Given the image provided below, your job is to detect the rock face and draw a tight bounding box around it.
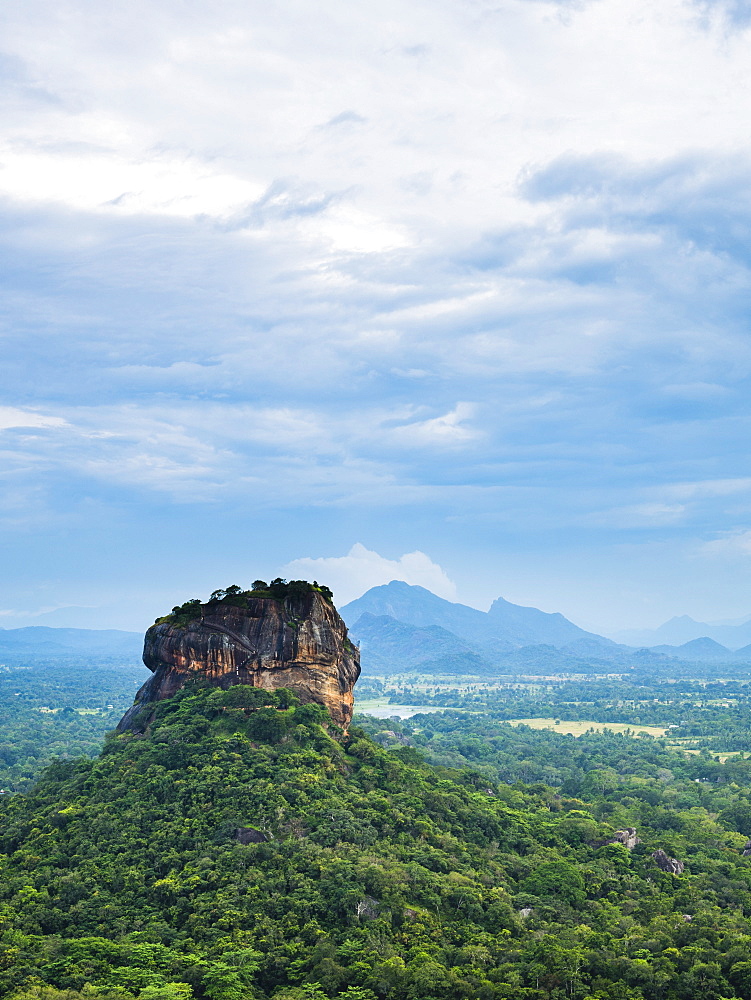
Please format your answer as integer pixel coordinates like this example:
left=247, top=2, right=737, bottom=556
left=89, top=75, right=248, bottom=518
left=609, top=828, right=640, bottom=850
left=236, top=827, right=268, bottom=845
left=652, top=849, right=685, bottom=874
left=117, top=589, right=360, bottom=732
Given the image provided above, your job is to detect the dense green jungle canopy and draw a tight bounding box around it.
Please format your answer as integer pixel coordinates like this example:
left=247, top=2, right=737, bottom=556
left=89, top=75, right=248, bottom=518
left=0, top=660, right=146, bottom=791
left=354, top=708, right=751, bottom=791
left=5, top=684, right=751, bottom=1000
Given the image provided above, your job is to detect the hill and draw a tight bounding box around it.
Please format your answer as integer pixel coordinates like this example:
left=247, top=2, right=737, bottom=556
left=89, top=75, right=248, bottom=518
left=650, top=637, right=736, bottom=662
left=4, top=682, right=751, bottom=999
left=343, top=583, right=751, bottom=676
left=341, top=581, right=619, bottom=669
left=347, top=613, right=495, bottom=673
left=485, top=596, right=615, bottom=649
left=341, top=581, right=604, bottom=650
left=341, top=582, right=497, bottom=645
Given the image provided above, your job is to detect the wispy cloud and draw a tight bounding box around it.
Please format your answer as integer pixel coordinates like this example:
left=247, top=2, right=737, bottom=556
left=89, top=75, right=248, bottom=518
left=0, top=406, right=66, bottom=430
left=702, top=529, right=751, bottom=557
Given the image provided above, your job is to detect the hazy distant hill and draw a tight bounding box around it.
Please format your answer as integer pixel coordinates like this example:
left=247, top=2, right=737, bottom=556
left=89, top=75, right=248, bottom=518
left=348, top=612, right=489, bottom=672
left=341, top=581, right=494, bottom=643
left=613, top=613, right=751, bottom=650
left=486, top=595, right=617, bottom=648
left=650, top=637, right=735, bottom=662
left=0, top=626, right=142, bottom=658
left=340, top=581, right=751, bottom=676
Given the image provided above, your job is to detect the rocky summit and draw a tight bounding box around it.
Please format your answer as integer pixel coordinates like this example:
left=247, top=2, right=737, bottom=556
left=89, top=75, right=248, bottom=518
left=117, top=580, right=360, bottom=731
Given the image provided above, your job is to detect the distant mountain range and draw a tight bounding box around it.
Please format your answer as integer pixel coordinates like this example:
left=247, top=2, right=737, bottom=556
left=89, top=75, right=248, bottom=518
left=0, top=626, right=143, bottom=658
left=341, top=581, right=631, bottom=675
left=341, top=581, right=751, bottom=674
left=613, top=614, right=751, bottom=650
left=650, top=636, right=751, bottom=662
left=341, top=581, right=611, bottom=649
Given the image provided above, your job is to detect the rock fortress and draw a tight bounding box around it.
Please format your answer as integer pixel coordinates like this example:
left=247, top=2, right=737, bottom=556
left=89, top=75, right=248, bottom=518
left=117, top=580, right=361, bottom=732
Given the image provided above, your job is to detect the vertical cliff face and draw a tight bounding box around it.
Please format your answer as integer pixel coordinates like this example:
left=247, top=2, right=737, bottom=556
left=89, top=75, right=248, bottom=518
left=117, top=589, right=360, bottom=732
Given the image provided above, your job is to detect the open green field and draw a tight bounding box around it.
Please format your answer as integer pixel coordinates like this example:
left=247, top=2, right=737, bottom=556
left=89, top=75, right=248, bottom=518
left=507, top=717, right=667, bottom=738
left=666, top=745, right=746, bottom=763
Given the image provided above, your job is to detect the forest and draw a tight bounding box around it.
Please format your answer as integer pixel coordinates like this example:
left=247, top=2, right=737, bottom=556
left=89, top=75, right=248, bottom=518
left=0, top=658, right=146, bottom=791
left=359, top=673, right=751, bottom=750
left=6, top=660, right=751, bottom=997
left=4, top=679, right=751, bottom=999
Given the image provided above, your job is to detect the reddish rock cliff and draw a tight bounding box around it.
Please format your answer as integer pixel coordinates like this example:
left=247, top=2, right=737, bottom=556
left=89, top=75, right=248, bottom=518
left=117, top=589, right=360, bottom=732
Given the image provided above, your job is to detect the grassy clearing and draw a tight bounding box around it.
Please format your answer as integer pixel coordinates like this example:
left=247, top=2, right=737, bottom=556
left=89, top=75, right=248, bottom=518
left=667, top=746, right=746, bottom=762
left=507, top=717, right=667, bottom=738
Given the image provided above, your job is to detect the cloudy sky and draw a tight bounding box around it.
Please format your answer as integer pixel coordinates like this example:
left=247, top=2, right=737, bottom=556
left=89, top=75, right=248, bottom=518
left=3, top=0, right=751, bottom=634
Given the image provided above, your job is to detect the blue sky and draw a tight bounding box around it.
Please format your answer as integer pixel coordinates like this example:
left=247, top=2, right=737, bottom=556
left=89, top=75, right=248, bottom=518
left=3, top=0, right=751, bottom=634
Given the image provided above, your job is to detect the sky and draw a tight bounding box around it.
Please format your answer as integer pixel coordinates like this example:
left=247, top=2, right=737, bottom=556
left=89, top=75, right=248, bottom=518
left=3, top=0, right=751, bottom=635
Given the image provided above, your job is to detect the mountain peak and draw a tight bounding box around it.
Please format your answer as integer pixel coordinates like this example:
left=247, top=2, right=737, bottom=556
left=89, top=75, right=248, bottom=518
left=342, top=581, right=601, bottom=658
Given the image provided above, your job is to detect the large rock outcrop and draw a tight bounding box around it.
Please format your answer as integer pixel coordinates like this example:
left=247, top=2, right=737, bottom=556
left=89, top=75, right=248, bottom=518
left=117, top=588, right=360, bottom=732
left=652, top=849, right=685, bottom=874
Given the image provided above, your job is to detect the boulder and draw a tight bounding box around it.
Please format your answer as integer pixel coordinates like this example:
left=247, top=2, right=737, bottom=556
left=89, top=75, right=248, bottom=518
left=355, top=896, right=381, bottom=920
left=609, top=828, right=640, bottom=850
left=652, top=849, right=684, bottom=874
left=236, top=827, right=268, bottom=845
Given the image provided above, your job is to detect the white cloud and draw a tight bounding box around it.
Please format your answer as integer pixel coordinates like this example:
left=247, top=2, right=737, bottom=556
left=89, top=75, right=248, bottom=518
left=0, top=145, right=264, bottom=218
left=388, top=403, right=478, bottom=447
left=281, top=542, right=457, bottom=604
left=0, top=406, right=66, bottom=431
left=591, top=502, right=687, bottom=528
left=702, top=529, right=751, bottom=557
left=6, top=0, right=751, bottom=247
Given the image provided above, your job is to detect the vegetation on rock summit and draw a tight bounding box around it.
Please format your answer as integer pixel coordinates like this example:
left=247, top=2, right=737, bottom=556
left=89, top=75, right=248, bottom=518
left=156, top=581, right=335, bottom=628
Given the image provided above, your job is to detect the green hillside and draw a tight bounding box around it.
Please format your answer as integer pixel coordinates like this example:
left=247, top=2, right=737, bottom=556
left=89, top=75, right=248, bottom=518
left=4, top=685, right=751, bottom=1000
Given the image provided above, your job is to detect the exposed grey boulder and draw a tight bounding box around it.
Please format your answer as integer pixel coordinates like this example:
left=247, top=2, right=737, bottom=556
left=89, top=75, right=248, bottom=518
left=652, top=849, right=684, bottom=874
left=236, top=826, right=268, bottom=845
left=609, top=827, right=640, bottom=850
left=356, top=896, right=380, bottom=920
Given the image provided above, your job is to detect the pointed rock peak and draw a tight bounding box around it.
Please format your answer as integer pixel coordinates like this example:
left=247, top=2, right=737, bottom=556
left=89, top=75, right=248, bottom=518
left=488, top=595, right=562, bottom=618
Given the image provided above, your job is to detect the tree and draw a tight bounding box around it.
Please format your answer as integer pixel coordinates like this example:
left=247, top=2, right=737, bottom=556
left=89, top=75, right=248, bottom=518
left=521, top=860, right=586, bottom=905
